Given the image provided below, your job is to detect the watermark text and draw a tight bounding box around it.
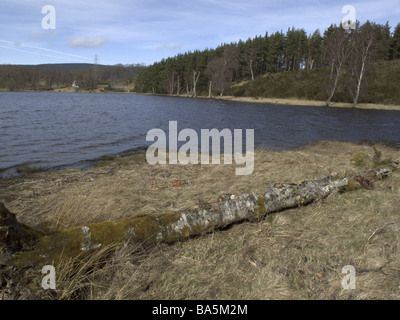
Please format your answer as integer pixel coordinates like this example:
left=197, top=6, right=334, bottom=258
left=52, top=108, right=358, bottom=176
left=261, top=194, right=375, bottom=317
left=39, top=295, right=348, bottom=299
left=146, top=121, right=254, bottom=176
left=42, top=5, right=56, bottom=30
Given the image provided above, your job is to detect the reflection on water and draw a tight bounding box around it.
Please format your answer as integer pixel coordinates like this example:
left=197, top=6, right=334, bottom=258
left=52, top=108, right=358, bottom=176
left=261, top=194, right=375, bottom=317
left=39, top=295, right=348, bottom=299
left=1, top=92, right=400, bottom=177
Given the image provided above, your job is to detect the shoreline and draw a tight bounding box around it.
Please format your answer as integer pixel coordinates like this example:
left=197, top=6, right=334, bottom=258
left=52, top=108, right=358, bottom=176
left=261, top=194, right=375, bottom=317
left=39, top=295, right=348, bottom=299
left=2, top=140, right=400, bottom=181
left=113, top=91, right=400, bottom=111
left=220, top=96, right=400, bottom=111
left=2, top=89, right=400, bottom=111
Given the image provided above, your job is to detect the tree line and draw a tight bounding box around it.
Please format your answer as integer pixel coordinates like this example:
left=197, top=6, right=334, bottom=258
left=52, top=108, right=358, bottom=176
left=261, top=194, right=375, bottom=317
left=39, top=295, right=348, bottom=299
left=0, top=63, right=146, bottom=92
left=135, top=21, right=400, bottom=107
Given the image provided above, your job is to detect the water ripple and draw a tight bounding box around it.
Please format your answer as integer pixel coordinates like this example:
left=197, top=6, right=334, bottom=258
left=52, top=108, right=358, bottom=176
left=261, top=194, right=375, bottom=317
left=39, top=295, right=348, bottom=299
left=1, top=92, right=400, bottom=177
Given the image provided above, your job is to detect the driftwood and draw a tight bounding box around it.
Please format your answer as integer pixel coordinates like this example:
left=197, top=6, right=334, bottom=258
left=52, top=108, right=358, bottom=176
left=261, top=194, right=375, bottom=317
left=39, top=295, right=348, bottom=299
left=2, top=167, right=395, bottom=267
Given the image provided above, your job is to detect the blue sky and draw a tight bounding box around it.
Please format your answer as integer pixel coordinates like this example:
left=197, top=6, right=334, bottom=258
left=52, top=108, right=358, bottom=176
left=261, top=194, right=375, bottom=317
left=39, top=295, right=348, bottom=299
left=0, top=0, right=399, bottom=66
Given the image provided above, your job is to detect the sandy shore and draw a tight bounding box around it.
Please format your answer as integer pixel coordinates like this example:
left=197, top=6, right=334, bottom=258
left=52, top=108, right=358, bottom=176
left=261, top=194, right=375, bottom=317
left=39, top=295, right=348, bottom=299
left=219, top=96, right=400, bottom=111
left=136, top=93, right=400, bottom=111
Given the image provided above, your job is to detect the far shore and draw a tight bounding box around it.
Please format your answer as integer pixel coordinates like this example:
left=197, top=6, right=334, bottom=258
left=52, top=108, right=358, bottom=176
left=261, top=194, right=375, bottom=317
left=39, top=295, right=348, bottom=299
left=132, top=92, right=400, bottom=111
left=2, top=87, right=400, bottom=111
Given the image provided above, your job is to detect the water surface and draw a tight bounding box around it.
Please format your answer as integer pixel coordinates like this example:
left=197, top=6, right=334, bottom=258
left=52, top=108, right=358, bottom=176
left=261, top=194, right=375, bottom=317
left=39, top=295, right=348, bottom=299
left=1, top=92, right=400, bottom=177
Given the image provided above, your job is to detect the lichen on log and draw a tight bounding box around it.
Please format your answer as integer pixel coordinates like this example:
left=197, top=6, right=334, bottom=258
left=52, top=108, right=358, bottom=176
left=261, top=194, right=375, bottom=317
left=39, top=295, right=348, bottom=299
left=3, top=167, right=395, bottom=267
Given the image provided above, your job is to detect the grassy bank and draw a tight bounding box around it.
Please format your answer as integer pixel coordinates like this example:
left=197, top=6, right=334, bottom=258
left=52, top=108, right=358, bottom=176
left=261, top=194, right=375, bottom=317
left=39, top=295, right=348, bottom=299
left=228, top=60, right=400, bottom=107
left=1, top=141, right=400, bottom=300
left=134, top=92, right=400, bottom=111
left=132, top=91, right=400, bottom=111
left=220, top=96, right=400, bottom=111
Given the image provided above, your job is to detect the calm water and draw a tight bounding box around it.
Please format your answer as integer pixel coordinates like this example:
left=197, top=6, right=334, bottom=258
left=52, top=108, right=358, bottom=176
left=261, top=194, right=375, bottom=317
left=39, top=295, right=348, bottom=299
left=1, top=91, right=400, bottom=177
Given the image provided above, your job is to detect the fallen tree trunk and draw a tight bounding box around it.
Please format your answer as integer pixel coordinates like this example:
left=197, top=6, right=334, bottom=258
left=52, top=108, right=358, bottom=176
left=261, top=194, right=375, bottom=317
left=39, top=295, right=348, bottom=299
left=4, top=167, right=395, bottom=267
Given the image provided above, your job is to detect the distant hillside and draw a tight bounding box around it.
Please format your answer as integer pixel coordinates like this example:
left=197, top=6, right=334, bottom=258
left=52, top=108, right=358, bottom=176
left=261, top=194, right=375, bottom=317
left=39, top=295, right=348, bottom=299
left=0, top=63, right=146, bottom=91
left=20, top=63, right=98, bottom=72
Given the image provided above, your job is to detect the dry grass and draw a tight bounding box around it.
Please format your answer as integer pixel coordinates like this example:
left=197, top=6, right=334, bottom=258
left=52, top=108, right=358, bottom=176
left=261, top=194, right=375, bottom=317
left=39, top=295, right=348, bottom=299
left=1, top=141, right=400, bottom=300
left=221, top=95, right=400, bottom=111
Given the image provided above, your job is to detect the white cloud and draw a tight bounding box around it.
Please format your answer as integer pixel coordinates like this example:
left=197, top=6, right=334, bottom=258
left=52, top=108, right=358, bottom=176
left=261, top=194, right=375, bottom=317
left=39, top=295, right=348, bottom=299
left=156, top=41, right=183, bottom=51
left=68, top=36, right=108, bottom=49
left=27, top=31, right=59, bottom=41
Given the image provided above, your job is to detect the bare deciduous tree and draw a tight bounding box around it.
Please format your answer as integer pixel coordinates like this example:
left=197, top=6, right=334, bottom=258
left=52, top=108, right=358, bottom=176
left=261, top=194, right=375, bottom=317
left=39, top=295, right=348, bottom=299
left=205, top=58, right=222, bottom=98
left=205, top=45, right=239, bottom=98
left=176, top=72, right=181, bottom=96
left=163, top=70, right=176, bottom=95
left=348, top=22, right=382, bottom=107
left=192, top=70, right=201, bottom=97
left=324, top=27, right=353, bottom=106
left=244, top=47, right=258, bottom=81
